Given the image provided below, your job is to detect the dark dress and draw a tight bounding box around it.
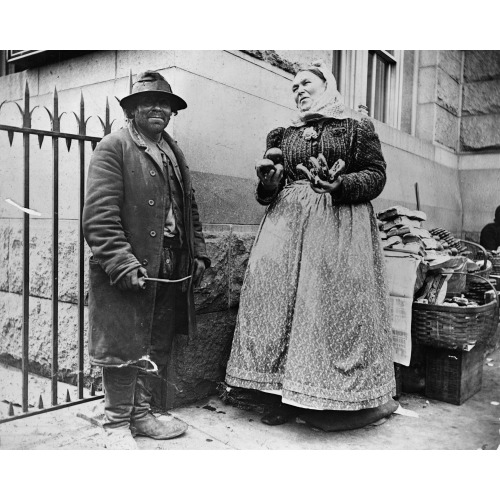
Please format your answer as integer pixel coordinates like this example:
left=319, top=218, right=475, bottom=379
left=225, top=117, right=396, bottom=410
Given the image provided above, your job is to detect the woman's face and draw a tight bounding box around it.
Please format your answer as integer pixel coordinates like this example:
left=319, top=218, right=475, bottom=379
left=292, top=71, right=326, bottom=112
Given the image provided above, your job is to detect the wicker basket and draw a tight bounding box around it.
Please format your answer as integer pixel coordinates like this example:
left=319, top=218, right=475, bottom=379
left=412, top=273, right=499, bottom=351
left=490, top=255, right=500, bottom=274
left=458, top=240, right=492, bottom=284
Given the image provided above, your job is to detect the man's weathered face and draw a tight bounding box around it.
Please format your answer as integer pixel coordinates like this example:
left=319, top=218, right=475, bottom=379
left=133, top=93, right=173, bottom=138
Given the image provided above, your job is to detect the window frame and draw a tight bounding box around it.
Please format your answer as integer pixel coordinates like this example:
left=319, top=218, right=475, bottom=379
left=337, top=50, right=404, bottom=129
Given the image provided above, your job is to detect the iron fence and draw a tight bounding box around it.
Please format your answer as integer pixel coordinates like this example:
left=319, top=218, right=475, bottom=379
left=0, top=77, right=130, bottom=423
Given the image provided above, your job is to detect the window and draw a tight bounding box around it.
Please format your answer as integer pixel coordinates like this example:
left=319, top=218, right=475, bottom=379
left=335, top=50, right=404, bottom=128
left=366, top=50, right=397, bottom=123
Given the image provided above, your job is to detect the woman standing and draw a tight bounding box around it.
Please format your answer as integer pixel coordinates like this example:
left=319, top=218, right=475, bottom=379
left=225, top=60, right=395, bottom=425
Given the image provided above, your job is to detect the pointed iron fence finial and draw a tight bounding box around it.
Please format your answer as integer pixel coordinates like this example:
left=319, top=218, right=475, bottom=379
left=52, top=86, right=60, bottom=133
left=8, top=402, right=14, bottom=416
left=106, top=96, right=110, bottom=127
left=66, top=138, right=72, bottom=152
left=38, top=134, right=44, bottom=149
left=80, top=92, right=85, bottom=134
left=38, top=395, right=44, bottom=409
left=98, top=97, right=115, bottom=137
left=73, top=91, right=90, bottom=135
left=91, top=141, right=97, bottom=151
left=23, top=80, right=31, bottom=128
left=7, top=130, right=14, bottom=146
left=65, top=389, right=71, bottom=403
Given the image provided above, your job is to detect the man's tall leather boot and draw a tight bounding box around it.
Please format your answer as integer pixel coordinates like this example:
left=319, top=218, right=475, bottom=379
left=102, top=366, right=139, bottom=450
left=131, top=370, right=187, bottom=439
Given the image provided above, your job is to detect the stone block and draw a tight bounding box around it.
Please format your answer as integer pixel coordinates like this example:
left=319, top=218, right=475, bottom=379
left=416, top=103, right=436, bottom=143
left=0, top=132, right=25, bottom=220
left=434, top=105, right=458, bottom=150
left=417, top=66, right=437, bottom=104
left=419, top=50, right=439, bottom=67
left=0, top=222, right=11, bottom=292
left=401, top=50, right=415, bottom=135
left=163, top=308, right=238, bottom=409
left=173, top=69, right=294, bottom=182
left=461, top=115, right=500, bottom=151
left=56, top=223, right=91, bottom=304
left=8, top=223, right=23, bottom=294
left=38, top=51, right=118, bottom=95
left=190, top=171, right=266, bottom=225
left=438, top=51, right=462, bottom=82
left=0, top=292, right=23, bottom=359
left=8, top=219, right=89, bottom=304
left=194, top=229, right=230, bottom=313
left=0, top=291, right=91, bottom=383
left=0, top=69, right=39, bottom=102
left=437, top=68, right=460, bottom=115
left=229, top=228, right=257, bottom=308
left=464, top=50, right=500, bottom=82
left=115, top=50, right=176, bottom=79
left=462, top=80, right=500, bottom=116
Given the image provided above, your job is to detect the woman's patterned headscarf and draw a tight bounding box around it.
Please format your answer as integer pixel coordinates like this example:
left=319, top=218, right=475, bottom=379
left=291, top=60, right=345, bottom=127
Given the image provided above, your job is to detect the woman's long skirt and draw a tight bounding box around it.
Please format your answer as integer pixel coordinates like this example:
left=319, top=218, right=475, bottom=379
left=225, top=181, right=396, bottom=410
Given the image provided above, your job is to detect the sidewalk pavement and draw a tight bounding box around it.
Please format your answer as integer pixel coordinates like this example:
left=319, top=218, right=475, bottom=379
left=1, top=349, right=500, bottom=450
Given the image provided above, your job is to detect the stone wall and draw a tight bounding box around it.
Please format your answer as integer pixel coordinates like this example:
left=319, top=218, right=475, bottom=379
left=416, top=50, right=463, bottom=150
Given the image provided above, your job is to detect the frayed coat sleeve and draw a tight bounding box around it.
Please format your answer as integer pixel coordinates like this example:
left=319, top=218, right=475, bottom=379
left=82, top=135, right=141, bottom=285
left=255, top=127, right=286, bottom=205
left=334, top=118, right=387, bottom=204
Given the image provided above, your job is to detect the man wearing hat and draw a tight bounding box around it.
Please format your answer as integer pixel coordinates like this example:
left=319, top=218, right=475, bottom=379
left=83, top=71, right=210, bottom=448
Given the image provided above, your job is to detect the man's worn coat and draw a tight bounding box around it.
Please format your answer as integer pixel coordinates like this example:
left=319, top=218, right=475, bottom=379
left=82, top=122, right=209, bottom=367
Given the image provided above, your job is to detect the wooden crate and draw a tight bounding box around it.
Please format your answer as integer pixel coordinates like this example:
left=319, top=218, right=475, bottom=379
left=425, top=346, right=484, bottom=405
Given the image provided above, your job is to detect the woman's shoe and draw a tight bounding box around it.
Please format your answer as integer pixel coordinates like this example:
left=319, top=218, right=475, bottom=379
left=261, top=404, right=296, bottom=426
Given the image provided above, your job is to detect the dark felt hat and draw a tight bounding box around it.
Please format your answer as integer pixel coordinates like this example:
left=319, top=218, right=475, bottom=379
left=119, top=71, right=187, bottom=112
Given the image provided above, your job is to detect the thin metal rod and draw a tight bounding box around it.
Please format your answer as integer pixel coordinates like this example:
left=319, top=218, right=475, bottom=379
left=51, top=88, right=60, bottom=407
left=21, top=82, right=31, bottom=413
left=0, top=124, right=101, bottom=141
left=77, top=93, right=86, bottom=400
left=415, top=182, right=420, bottom=211
left=0, top=395, right=104, bottom=424
left=144, top=276, right=192, bottom=283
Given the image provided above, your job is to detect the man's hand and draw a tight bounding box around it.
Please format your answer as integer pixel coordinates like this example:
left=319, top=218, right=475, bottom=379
left=256, top=159, right=284, bottom=191
left=116, top=266, right=148, bottom=291
left=193, top=258, right=206, bottom=288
